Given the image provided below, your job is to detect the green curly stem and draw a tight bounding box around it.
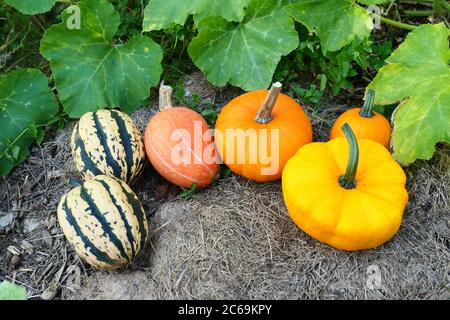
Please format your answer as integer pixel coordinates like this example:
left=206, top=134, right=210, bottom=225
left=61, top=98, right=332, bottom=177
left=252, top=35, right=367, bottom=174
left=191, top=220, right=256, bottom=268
left=433, top=0, right=443, bottom=15
left=359, top=89, right=376, bottom=118
left=339, top=123, right=359, bottom=190
left=379, top=16, right=418, bottom=31
left=403, top=9, right=434, bottom=16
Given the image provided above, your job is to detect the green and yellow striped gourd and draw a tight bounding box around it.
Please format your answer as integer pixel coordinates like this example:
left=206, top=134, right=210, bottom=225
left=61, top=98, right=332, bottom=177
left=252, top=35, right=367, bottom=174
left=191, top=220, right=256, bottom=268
left=71, top=110, right=146, bottom=183
left=57, top=175, right=149, bottom=269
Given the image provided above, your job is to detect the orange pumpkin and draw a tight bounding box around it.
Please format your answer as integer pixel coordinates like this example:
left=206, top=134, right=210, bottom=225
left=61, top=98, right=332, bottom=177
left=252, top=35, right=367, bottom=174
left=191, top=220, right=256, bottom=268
left=144, top=84, right=219, bottom=189
left=330, top=89, right=391, bottom=148
left=214, top=82, right=313, bottom=182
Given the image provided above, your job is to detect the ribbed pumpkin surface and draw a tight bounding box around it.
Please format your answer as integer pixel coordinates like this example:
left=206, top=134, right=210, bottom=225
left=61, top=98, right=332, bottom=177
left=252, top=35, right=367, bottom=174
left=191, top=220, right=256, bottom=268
left=215, top=89, right=312, bottom=182
left=71, top=110, right=146, bottom=183
left=57, top=175, right=149, bottom=269
left=282, top=137, right=408, bottom=251
left=330, top=108, right=391, bottom=149
left=330, top=90, right=391, bottom=149
left=144, top=107, right=219, bottom=189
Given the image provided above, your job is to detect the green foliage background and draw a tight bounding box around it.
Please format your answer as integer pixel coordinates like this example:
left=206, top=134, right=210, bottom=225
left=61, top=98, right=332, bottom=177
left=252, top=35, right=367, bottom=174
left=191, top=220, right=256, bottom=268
left=0, top=0, right=449, bottom=175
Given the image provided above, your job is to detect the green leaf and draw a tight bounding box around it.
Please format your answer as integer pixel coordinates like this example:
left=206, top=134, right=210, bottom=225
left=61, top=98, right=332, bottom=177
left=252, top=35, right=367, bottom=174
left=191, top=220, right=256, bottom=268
left=10, top=145, right=21, bottom=161
left=318, top=74, right=327, bottom=91
left=4, top=0, right=57, bottom=15
left=180, top=183, right=198, bottom=200
left=26, top=124, right=45, bottom=144
left=36, top=128, right=45, bottom=144
left=284, top=0, right=373, bottom=53
left=40, top=0, right=163, bottom=118
left=0, top=281, right=27, bottom=300
left=368, top=23, right=450, bottom=165
left=188, top=0, right=299, bottom=91
left=143, top=0, right=250, bottom=32
left=0, top=69, right=59, bottom=177
left=28, top=124, right=38, bottom=139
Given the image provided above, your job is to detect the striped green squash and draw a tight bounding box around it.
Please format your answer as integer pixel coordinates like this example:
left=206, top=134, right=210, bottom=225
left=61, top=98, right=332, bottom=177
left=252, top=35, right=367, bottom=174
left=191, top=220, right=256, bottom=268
left=71, top=110, right=146, bottom=183
left=57, top=175, right=149, bottom=270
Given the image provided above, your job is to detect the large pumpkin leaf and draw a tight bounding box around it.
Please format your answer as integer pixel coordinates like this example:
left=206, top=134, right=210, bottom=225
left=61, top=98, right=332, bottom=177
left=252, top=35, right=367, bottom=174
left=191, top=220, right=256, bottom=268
left=0, top=281, right=27, bottom=300
left=143, top=0, right=251, bottom=32
left=4, top=0, right=57, bottom=15
left=188, top=0, right=298, bottom=91
left=284, top=0, right=373, bottom=53
left=40, top=0, right=163, bottom=118
left=0, top=69, right=58, bottom=177
left=368, top=23, right=450, bottom=165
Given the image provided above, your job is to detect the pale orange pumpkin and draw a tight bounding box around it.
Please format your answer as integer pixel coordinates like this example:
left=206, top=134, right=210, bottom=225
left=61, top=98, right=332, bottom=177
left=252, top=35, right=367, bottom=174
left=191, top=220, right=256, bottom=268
left=330, top=89, right=391, bottom=148
left=214, top=83, right=313, bottom=182
left=144, top=84, right=219, bottom=189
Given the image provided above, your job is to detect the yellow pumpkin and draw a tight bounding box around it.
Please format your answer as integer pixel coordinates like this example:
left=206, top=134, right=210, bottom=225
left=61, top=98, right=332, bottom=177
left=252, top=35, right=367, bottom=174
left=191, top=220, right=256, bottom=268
left=282, top=123, right=408, bottom=251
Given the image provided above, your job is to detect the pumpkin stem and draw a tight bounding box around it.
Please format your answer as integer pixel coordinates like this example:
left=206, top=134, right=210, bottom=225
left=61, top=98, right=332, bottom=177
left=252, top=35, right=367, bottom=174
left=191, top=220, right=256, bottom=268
left=359, top=89, right=375, bottom=118
left=255, top=82, right=282, bottom=124
left=159, top=81, right=174, bottom=110
left=339, top=123, right=359, bottom=189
